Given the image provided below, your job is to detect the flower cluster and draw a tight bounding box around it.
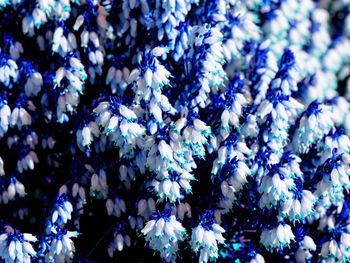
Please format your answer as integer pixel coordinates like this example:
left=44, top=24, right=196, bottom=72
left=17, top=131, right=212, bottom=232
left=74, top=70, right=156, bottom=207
left=0, top=226, right=37, bottom=263
left=142, top=209, right=186, bottom=261
left=190, top=211, right=225, bottom=263
left=1, top=0, right=350, bottom=262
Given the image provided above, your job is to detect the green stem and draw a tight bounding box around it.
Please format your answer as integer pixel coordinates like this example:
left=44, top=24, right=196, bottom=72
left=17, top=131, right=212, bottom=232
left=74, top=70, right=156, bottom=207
left=86, top=223, right=115, bottom=258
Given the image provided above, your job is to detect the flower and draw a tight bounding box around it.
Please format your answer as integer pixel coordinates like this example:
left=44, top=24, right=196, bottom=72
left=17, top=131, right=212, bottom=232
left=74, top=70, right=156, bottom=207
left=0, top=226, right=37, bottom=263
left=190, top=211, right=225, bottom=263
left=142, top=209, right=186, bottom=261
left=260, top=223, right=295, bottom=250
left=50, top=195, right=73, bottom=226
left=45, top=228, right=79, bottom=263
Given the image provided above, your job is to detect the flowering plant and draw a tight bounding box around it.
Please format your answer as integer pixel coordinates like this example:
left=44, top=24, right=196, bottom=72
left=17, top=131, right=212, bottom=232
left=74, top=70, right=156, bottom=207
left=1, top=0, right=350, bottom=262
